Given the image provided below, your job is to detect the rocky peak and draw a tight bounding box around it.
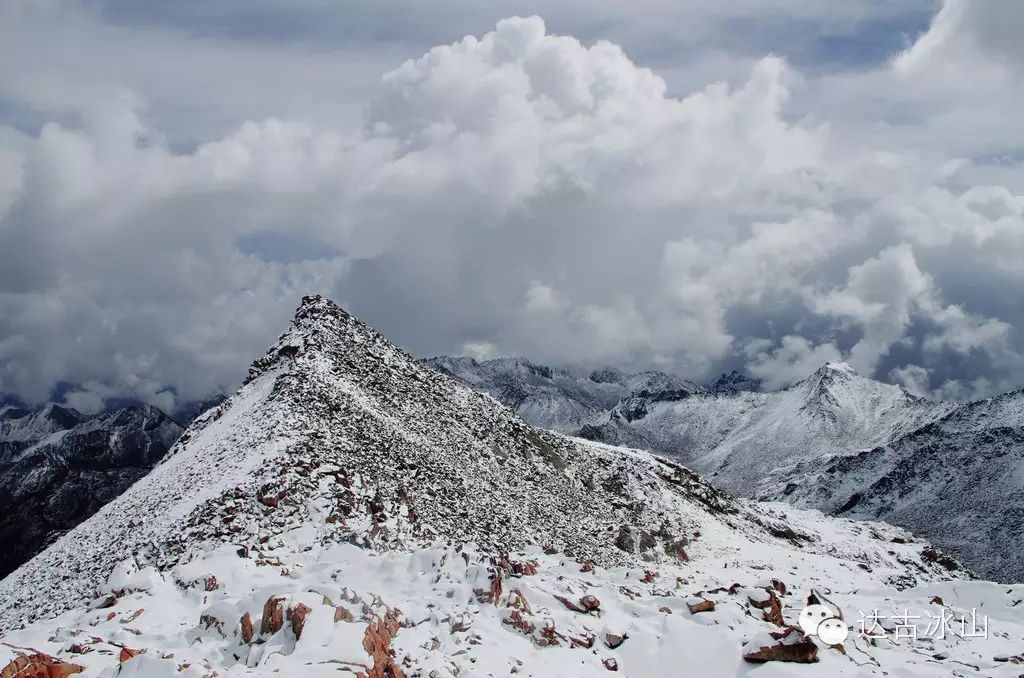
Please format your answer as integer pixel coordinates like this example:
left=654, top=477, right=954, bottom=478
left=588, top=366, right=625, bottom=384
left=709, top=370, right=762, bottom=394
left=2, top=296, right=760, bottom=629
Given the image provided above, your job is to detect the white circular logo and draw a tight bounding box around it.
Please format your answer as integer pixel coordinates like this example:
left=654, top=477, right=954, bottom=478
left=817, top=617, right=849, bottom=645
left=799, top=603, right=849, bottom=645
left=799, top=604, right=833, bottom=635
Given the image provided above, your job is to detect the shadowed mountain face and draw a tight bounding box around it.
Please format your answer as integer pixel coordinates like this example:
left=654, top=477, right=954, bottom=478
left=0, top=403, right=183, bottom=578
left=420, top=356, right=710, bottom=432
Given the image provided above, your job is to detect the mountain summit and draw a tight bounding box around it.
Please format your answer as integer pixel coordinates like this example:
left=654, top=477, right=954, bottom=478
left=3, top=296, right=1018, bottom=677
left=0, top=296, right=789, bottom=628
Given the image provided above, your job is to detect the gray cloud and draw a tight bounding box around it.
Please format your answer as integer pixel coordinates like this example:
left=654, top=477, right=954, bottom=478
left=1, top=4, right=1023, bottom=410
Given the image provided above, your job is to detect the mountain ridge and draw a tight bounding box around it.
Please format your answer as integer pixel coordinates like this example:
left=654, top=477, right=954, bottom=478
left=1, top=296, right=785, bottom=630
left=4, top=296, right=1017, bottom=678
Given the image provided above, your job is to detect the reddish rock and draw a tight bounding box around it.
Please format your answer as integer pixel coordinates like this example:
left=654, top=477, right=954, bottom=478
left=603, top=658, right=619, bottom=671
left=553, top=595, right=586, bottom=613
left=570, top=632, right=595, bottom=649
left=930, top=596, right=944, bottom=606
left=239, top=612, right=254, bottom=643
left=763, top=595, right=785, bottom=627
left=204, top=576, right=218, bottom=592
left=743, top=627, right=819, bottom=664
left=260, top=596, right=285, bottom=635
left=581, top=595, right=601, bottom=612
left=289, top=603, right=312, bottom=639
left=502, top=610, right=535, bottom=635
left=0, top=652, right=84, bottom=677
left=334, top=605, right=355, bottom=623
left=687, top=598, right=715, bottom=614
left=259, top=496, right=279, bottom=509
left=118, top=648, right=139, bottom=663
left=489, top=570, right=503, bottom=606
left=361, top=615, right=405, bottom=678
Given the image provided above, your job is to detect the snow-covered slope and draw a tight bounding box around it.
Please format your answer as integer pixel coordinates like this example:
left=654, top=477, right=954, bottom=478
left=422, top=356, right=705, bottom=432
left=580, top=362, right=951, bottom=497
left=778, top=388, right=1024, bottom=581
left=421, top=359, right=951, bottom=498
left=0, top=403, right=182, bottom=578
left=3, top=295, right=1016, bottom=677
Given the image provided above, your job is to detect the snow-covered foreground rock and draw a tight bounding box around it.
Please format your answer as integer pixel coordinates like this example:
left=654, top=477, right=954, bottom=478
left=3, top=516, right=1023, bottom=677
left=1, top=296, right=1021, bottom=676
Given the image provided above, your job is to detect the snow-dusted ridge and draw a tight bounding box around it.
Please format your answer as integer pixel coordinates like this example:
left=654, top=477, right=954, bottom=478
left=3, top=297, right=1021, bottom=677
left=780, top=387, right=1024, bottom=581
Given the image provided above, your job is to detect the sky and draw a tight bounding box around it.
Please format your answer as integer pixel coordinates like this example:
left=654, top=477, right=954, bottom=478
left=1, top=0, right=1023, bottom=413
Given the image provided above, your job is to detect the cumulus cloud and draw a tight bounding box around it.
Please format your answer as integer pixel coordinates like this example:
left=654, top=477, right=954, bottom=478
left=745, top=337, right=843, bottom=390
left=1, top=5, right=1024, bottom=409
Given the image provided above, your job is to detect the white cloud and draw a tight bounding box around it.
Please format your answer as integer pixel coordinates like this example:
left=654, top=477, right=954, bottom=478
left=1, top=5, right=1024, bottom=406
left=745, top=336, right=843, bottom=390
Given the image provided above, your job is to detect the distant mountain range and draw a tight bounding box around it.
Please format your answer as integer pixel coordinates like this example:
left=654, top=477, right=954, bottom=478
left=423, top=355, right=1024, bottom=581
left=0, top=396, right=222, bottom=578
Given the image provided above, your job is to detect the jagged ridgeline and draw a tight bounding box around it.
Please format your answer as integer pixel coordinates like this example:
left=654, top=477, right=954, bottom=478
left=0, top=295, right=741, bottom=628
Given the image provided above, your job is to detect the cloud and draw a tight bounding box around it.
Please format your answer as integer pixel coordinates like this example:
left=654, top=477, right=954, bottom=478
left=1, top=5, right=1024, bottom=408
left=745, top=336, right=843, bottom=390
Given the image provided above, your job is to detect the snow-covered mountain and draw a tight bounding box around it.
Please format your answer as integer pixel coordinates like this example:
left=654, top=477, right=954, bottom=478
left=583, top=362, right=953, bottom=497
left=425, top=358, right=952, bottom=498
left=0, top=403, right=182, bottom=578
left=779, top=388, right=1024, bottom=581
left=3, top=296, right=1015, bottom=677
left=424, top=357, right=1024, bottom=582
left=420, top=356, right=706, bottom=432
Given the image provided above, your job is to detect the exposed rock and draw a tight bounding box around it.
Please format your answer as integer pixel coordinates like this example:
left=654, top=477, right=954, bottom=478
left=289, top=603, right=312, bottom=639
left=239, top=612, right=253, bottom=643
left=0, top=652, right=84, bottom=677
left=743, top=627, right=818, bottom=664
left=118, top=647, right=139, bottom=663
left=604, top=633, right=627, bottom=649
left=260, top=596, right=285, bottom=635
left=361, top=612, right=405, bottom=678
